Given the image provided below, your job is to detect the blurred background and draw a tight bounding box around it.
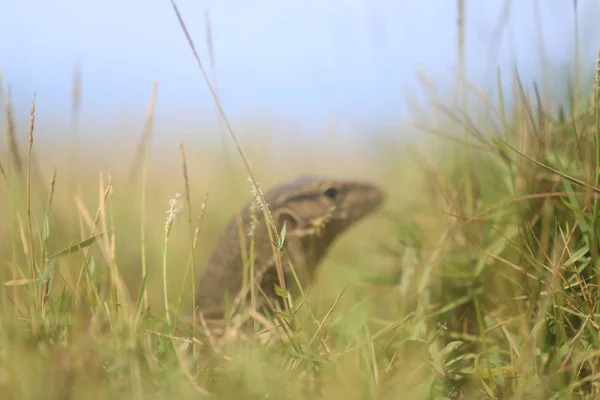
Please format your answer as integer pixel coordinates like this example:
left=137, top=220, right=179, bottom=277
left=2, top=0, right=599, bottom=146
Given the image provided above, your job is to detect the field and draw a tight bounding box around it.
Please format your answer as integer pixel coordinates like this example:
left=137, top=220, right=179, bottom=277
left=2, top=2, right=600, bottom=399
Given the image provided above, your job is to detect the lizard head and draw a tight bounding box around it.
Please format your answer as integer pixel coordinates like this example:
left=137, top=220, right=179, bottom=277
left=269, top=176, right=385, bottom=241
left=194, top=175, right=385, bottom=320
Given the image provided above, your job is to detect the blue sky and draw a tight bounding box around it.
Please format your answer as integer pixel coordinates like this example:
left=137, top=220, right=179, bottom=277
left=1, top=0, right=599, bottom=141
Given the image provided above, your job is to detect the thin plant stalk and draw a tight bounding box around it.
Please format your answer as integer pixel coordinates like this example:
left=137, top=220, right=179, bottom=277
left=163, top=193, right=182, bottom=327
left=140, top=82, right=159, bottom=314
left=26, top=94, right=38, bottom=308
left=169, top=0, right=289, bottom=313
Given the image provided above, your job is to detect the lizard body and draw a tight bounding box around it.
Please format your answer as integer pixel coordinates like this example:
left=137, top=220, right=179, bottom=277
left=194, top=175, right=384, bottom=321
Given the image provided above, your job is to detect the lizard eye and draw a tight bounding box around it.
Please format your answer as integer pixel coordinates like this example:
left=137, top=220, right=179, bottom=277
left=323, top=187, right=338, bottom=199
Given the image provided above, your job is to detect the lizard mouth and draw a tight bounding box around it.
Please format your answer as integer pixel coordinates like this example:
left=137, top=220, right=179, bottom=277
left=367, top=184, right=385, bottom=208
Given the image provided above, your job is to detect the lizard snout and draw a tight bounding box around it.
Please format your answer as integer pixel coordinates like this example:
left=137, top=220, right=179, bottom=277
left=345, top=181, right=385, bottom=220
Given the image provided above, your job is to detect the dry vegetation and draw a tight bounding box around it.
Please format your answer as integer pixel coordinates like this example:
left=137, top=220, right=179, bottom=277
left=1, top=1, right=600, bottom=399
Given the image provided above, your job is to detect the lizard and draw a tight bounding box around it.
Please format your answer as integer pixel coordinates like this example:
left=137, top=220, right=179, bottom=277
left=194, top=175, right=385, bottom=328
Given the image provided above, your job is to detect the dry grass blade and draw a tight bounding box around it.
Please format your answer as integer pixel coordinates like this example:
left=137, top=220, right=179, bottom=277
left=501, top=139, right=600, bottom=194
left=26, top=93, right=38, bottom=308
left=179, top=143, right=192, bottom=223
left=456, top=0, right=474, bottom=217
left=41, top=167, right=57, bottom=317
left=452, top=191, right=600, bottom=232
left=128, top=81, right=159, bottom=184
left=73, top=175, right=114, bottom=299
left=409, top=122, right=495, bottom=152
left=5, top=85, right=23, bottom=173
left=0, top=158, right=7, bottom=182
left=46, top=168, right=57, bottom=213
left=69, top=62, right=82, bottom=190
left=173, top=142, right=201, bottom=336
left=134, top=82, right=158, bottom=313
left=168, top=0, right=289, bottom=310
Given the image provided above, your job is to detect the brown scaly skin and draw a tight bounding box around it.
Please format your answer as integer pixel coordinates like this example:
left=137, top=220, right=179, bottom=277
left=194, top=175, right=385, bottom=323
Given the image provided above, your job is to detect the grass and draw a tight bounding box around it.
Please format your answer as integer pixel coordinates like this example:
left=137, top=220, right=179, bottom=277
left=2, top=2, right=600, bottom=399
